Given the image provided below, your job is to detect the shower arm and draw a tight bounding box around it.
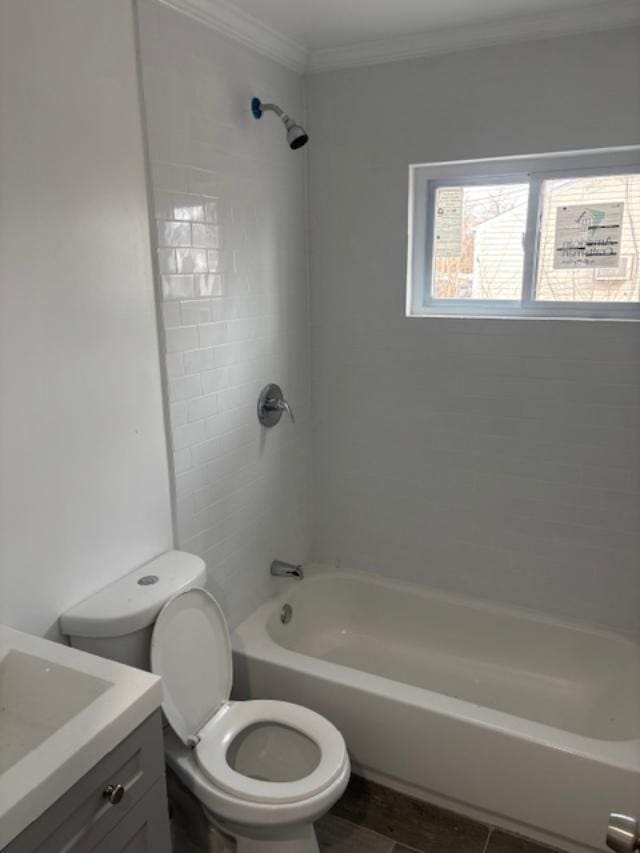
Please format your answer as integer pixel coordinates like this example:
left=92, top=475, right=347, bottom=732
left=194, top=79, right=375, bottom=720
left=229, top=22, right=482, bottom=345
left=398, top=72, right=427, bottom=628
left=258, top=103, right=284, bottom=118
left=259, top=103, right=299, bottom=129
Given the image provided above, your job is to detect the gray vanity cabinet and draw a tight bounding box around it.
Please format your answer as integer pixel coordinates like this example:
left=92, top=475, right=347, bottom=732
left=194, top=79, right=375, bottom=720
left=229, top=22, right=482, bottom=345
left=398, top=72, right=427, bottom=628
left=5, top=711, right=170, bottom=853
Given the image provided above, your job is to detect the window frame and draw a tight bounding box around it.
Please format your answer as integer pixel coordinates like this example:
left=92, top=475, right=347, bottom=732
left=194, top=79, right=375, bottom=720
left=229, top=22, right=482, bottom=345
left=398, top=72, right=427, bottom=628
left=407, top=147, right=640, bottom=320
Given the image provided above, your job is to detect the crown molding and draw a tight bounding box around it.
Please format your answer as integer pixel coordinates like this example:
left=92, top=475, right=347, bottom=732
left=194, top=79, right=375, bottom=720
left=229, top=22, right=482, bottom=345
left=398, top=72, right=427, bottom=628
left=308, top=0, right=640, bottom=72
left=156, top=0, right=309, bottom=72
left=155, top=0, right=640, bottom=75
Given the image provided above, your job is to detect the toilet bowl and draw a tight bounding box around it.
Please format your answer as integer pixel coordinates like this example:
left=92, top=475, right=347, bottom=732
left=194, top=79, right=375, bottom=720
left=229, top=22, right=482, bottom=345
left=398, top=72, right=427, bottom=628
left=151, top=586, right=350, bottom=853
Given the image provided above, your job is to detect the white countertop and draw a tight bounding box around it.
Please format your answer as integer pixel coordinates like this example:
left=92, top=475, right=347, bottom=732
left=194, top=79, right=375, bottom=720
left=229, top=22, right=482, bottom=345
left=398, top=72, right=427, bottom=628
left=0, top=625, right=162, bottom=848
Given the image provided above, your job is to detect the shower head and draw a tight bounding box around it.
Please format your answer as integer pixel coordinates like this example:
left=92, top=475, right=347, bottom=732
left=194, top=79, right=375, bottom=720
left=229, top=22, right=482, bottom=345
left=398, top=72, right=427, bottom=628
left=251, top=97, right=309, bottom=150
left=284, top=117, right=309, bottom=150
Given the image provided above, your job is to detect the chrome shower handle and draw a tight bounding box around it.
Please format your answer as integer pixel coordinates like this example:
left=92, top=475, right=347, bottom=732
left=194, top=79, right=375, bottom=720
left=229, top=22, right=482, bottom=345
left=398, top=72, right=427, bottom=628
left=269, top=397, right=295, bottom=423
left=257, top=383, right=295, bottom=427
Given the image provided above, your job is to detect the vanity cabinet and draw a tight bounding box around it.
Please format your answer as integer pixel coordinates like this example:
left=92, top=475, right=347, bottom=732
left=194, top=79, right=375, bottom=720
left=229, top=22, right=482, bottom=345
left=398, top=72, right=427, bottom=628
left=5, top=711, right=170, bottom=853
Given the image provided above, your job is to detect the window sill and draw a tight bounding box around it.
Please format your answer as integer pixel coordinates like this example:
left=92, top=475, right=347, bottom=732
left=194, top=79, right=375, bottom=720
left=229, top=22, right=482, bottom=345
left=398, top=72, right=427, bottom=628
left=406, top=310, right=640, bottom=322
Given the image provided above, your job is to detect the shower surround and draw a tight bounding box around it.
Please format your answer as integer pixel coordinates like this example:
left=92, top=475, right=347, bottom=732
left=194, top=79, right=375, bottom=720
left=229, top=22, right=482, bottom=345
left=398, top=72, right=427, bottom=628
left=136, top=0, right=312, bottom=627
left=137, top=4, right=640, bottom=635
left=307, top=28, right=640, bottom=633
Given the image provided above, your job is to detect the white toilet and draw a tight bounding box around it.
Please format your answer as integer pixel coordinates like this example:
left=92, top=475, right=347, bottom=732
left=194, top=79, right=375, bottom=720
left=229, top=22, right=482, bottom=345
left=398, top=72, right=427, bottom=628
left=61, top=551, right=350, bottom=853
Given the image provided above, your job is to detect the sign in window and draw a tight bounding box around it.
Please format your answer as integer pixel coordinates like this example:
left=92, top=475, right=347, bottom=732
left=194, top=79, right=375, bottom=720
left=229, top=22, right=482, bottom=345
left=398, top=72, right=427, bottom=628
left=408, top=148, right=640, bottom=319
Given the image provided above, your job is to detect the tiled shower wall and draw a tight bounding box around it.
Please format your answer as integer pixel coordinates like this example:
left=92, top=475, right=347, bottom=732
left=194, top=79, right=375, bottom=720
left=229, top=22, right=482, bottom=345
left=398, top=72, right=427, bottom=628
left=137, top=0, right=311, bottom=626
left=307, top=29, right=640, bottom=632
left=137, top=3, right=639, bottom=633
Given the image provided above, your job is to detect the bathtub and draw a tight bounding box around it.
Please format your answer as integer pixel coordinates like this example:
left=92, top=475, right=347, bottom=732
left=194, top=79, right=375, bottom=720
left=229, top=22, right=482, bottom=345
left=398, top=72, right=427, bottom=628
left=232, top=565, right=640, bottom=852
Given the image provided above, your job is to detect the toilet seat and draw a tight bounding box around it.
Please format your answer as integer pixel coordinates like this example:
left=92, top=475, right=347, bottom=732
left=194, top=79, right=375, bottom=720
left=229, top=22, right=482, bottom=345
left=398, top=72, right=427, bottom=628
left=194, top=699, right=347, bottom=805
left=151, top=587, right=348, bottom=809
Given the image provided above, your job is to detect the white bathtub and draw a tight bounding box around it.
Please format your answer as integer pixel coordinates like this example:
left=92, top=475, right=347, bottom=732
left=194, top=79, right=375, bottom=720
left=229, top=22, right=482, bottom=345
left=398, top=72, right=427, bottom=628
left=232, top=565, right=640, bottom=852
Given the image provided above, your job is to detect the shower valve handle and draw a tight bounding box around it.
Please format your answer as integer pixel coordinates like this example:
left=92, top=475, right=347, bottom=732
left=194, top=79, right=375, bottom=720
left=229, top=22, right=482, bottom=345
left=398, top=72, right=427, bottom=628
left=257, top=383, right=295, bottom=427
left=267, top=397, right=295, bottom=423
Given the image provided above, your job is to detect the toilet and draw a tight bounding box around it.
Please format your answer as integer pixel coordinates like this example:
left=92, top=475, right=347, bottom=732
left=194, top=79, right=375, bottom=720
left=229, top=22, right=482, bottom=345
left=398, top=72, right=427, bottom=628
left=60, top=551, right=350, bottom=853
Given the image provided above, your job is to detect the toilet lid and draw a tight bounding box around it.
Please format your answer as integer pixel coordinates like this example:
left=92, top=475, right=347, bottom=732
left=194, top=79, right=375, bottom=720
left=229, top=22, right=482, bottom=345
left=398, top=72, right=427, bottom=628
left=151, top=587, right=232, bottom=746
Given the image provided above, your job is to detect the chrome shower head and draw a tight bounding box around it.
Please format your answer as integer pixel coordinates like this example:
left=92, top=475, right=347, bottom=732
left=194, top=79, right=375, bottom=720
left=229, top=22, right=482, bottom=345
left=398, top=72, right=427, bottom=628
left=251, top=97, right=309, bottom=150
left=283, top=117, right=309, bottom=150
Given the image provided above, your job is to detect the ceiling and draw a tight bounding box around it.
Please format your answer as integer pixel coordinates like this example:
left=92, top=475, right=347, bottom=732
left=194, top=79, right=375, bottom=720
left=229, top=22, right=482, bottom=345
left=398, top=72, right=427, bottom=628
left=229, top=0, right=623, bottom=50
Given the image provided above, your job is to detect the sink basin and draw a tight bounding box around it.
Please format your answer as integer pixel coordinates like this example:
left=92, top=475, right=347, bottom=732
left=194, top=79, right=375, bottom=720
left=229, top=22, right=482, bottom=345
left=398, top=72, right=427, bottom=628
left=0, top=624, right=162, bottom=849
left=0, top=650, right=111, bottom=774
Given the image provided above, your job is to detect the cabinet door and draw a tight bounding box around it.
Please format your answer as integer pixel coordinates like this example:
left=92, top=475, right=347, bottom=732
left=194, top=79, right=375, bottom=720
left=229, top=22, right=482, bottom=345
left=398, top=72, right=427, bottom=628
left=5, top=712, right=166, bottom=853
left=92, top=779, right=171, bottom=853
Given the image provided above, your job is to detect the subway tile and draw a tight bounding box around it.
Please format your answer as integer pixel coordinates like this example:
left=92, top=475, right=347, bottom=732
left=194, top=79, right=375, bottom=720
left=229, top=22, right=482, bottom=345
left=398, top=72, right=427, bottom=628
left=157, top=248, right=177, bottom=274
left=196, top=273, right=225, bottom=296
left=175, top=465, right=209, bottom=497
left=172, top=419, right=206, bottom=451
left=151, top=161, right=191, bottom=193
left=165, top=351, right=184, bottom=378
left=162, top=301, right=182, bottom=327
left=169, top=401, right=189, bottom=430
left=192, top=222, right=220, bottom=248
left=188, top=167, right=223, bottom=196
left=173, top=197, right=205, bottom=222
left=201, top=366, right=234, bottom=394
left=206, top=250, right=228, bottom=272
left=153, top=191, right=174, bottom=220
left=165, top=325, right=198, bottom=353
left=162, top=274, right=195, bottom=300
left=203, top=199, right=220, bottom=223
left=180, top=299, right=212, bottom=326
left=173, top=448, right=191, bottom=475
left=168, top=374, right=201, bottom=402
left=179, top=506, right=211, bottom=540
left=183, top=347, right=216, bottom=374
left=188, top=392, right=219, bottom=422
left=157, top=219, right=191, bottom=247
left=176, top=248, right=208, bottom=274
left=198, top=322, right=228, bottom=347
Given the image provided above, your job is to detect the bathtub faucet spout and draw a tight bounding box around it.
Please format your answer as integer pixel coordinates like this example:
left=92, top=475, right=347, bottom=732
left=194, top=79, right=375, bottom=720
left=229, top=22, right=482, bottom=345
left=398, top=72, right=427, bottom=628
left=270, top=560, right=304, bottom=579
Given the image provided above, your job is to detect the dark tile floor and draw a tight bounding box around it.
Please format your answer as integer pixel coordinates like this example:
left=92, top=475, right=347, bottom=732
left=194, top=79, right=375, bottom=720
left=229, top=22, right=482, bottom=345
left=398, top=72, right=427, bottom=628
left=316, top=775, right=566, bottom=853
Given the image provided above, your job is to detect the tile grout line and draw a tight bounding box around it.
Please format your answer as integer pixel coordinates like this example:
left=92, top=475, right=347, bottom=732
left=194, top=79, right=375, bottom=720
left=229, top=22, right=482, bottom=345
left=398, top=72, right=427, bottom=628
left=348, top=815, right=399, bottom=852
left=482, top=827, right=495, bottom=853
left=323, top=813, right=400, bottom=852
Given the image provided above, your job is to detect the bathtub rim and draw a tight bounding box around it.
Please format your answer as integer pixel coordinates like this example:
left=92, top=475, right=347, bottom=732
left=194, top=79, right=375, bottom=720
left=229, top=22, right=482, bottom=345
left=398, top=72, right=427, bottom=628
left=232, top=563, right=640, bottom=773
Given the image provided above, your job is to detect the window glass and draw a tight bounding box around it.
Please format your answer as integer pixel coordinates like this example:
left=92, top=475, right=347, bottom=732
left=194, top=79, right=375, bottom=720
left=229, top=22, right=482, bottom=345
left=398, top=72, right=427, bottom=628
left=432, top=183, right=529, bottom=300
left=535, top=174, right=640, bottom=303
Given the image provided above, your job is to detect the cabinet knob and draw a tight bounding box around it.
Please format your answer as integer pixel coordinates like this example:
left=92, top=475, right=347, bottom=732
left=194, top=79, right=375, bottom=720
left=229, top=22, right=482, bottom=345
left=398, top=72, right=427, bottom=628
left=103, top=783, right=125, bottom=805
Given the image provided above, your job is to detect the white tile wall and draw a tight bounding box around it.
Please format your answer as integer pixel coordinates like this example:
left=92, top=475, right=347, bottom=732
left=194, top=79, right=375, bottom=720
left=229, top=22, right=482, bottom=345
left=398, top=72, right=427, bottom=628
left=137, top=0, right=311, bottom=626
left=307, top=28, right=640, bottom=632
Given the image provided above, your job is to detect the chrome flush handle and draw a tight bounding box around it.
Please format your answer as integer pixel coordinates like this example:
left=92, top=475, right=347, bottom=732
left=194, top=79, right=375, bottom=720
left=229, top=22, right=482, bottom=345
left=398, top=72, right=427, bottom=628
left=607, top=815, right=640, bottom=852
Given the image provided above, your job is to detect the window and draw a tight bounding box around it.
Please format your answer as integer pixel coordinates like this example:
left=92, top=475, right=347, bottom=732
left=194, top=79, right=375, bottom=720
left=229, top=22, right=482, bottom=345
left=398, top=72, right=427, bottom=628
left=407, top=148, right=640, bottom=319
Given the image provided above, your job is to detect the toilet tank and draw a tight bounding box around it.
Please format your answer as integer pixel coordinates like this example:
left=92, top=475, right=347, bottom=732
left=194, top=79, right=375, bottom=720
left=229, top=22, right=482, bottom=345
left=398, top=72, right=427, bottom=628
left=60, top=550, right=207, bottom=670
